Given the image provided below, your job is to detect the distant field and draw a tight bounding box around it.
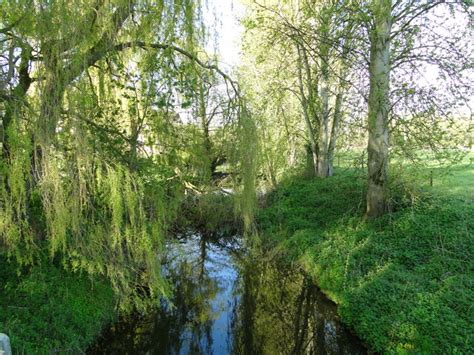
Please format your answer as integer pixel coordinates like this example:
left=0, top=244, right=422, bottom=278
left=426, top=164, right=474, bottom=200
left=333, top=150, right=474, bottom=200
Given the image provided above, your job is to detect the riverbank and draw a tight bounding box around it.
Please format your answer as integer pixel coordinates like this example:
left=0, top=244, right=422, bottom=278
left=257, top=165, right=473, bottom=353
left=0, top=257, right=116, bottom=353
left=0, top=190, right=239, bottom=353
left=1, top=164, right=472, bottom=353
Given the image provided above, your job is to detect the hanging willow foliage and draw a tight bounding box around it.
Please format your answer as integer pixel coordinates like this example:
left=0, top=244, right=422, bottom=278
left=1, top=116, right=36, bottom=265
left=1, top=0, right=259, bottom=310
left=234, top=104, right=259, bottom=233
left=0, top=0, right=206, bottom=310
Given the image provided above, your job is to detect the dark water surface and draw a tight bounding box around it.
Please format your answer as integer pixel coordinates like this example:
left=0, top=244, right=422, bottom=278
left=88, top=234, right=366, bottom=354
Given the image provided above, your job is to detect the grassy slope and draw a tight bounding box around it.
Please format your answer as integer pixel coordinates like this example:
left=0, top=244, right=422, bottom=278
left=0, top=258, right=116, bottom=354
left=257, top=166, right=473, bottom=353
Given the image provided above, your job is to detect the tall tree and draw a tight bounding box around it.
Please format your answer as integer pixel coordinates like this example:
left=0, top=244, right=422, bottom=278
left=366, top=0, right=392, bottom=217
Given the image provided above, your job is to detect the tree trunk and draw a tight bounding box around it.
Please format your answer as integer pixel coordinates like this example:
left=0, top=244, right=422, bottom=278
left=327, top=89, right=343, bottom=177
left=317, top=84, right=329, bottom=177
left=198, top=81, right=213, bottom=181
left=316, top=9, right=331, bottom=178
left=282, top=109, right=297, bottom=168
left=366, top=0, right=392, bottom=218
left=296, top=44, right=319, bottom=177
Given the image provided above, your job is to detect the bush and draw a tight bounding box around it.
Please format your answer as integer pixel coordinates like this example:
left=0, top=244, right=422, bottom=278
left=174, top=190, right=242, bottom=236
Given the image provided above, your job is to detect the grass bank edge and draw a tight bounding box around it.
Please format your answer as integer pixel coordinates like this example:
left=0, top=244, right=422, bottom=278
left=256, top=166, right=473, bottom=353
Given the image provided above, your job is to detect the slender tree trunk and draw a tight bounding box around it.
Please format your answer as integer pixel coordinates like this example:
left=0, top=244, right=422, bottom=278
left=266, top=157, right=278, bottom=188
left=296, top=44, right=318, bottom=177
left=281, top=109, right=297, bottom=167
left=316, top=9, right=331, bottom=178
left=366, top=0, right=392, bottom=217
left=198, top=81, right=213, bottom=182
left=317, top=97, right=329, bottom=177
left=327, top=89, right=343, bottom=177
left=317, top=89, right=330, bottom=177
left=300, top=41, right=321, bottom=175
left=287, top=138, right=297, bottom=167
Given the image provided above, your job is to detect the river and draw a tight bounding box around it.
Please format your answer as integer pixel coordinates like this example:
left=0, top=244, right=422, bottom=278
left=88, top=233, right=366, bottom=354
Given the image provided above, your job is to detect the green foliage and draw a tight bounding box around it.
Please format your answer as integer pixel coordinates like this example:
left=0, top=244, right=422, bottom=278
left=0, top=119, right=35, bottom=264
left=0, top=255, right=116, bottom=354
left=176, top=192, right=242, bottom=236
left=257, top=166, right=474, bottom=353
left=234, top=106, right=259, bottom=232
left=0, top=0, right=228, bottom=311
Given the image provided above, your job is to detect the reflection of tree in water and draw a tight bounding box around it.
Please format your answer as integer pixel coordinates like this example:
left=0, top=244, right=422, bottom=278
left=158, top=233, right=220, bottom=354
left=89, top=236, right=365, bottom=355
left=88, top=234, right=221, bottom=354
left=231, top=248, right=366, bottom=355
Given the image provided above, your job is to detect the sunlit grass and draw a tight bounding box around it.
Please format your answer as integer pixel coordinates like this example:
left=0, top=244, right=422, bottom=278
left=257, top=157, right=473, bottom=353
left=333, top=150, right=474, bottom=200
left=425, top=164, right=474, bottom=200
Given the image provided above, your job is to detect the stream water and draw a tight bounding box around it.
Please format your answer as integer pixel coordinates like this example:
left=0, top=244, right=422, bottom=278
left=88, top=234, right=366, bottom=354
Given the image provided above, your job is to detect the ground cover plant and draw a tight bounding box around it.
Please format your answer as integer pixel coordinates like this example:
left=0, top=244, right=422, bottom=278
left=257, top=164, right=474, bottom=353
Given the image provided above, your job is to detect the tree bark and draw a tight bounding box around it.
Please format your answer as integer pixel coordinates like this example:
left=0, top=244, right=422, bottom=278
left=296, top=43, right=319, bottom=177
left=327, top=89, right=343, bottom=177
left=198, top=81, right=213, bottom=181
left=282, top=110, right=297, bottom=168
left=366, top=0, right=392, bottom=218
left=316, top=9, right=331, bottom=178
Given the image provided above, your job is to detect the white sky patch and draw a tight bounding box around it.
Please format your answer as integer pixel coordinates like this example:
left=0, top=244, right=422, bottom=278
left=200, top=1, right=472, bottom=118
left=204, top=0, right=245, bottom=72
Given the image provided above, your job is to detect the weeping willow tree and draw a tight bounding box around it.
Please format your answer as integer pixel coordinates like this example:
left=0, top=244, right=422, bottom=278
left=0, top=0, right=257, bottom=309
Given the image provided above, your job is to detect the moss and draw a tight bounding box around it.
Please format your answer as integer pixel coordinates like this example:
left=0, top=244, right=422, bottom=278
left=257, top=166, right=474, bottom=353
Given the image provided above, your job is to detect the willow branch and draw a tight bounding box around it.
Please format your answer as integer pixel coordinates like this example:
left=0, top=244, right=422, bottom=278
left=114, top=41, right=240, bottom=99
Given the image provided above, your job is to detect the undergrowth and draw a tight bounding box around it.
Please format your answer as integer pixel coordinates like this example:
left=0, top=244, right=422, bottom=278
left=174, top=191, right=242, bottom=236
left=257, top=167, right=474, bottom=353
left=0, top=256, right=116, bottom=354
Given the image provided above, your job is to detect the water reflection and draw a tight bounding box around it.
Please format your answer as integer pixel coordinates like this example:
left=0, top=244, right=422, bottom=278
left=88, top=234, right=366, bottom=355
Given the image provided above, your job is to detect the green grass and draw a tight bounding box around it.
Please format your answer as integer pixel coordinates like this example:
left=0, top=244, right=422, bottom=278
left=0, top=257, right=116, bottom=354
left=257, top=165, right=474, bottom=353
left=333, top=150, right=474, bottom=200
left=426, top=164, right=474, bottom=200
